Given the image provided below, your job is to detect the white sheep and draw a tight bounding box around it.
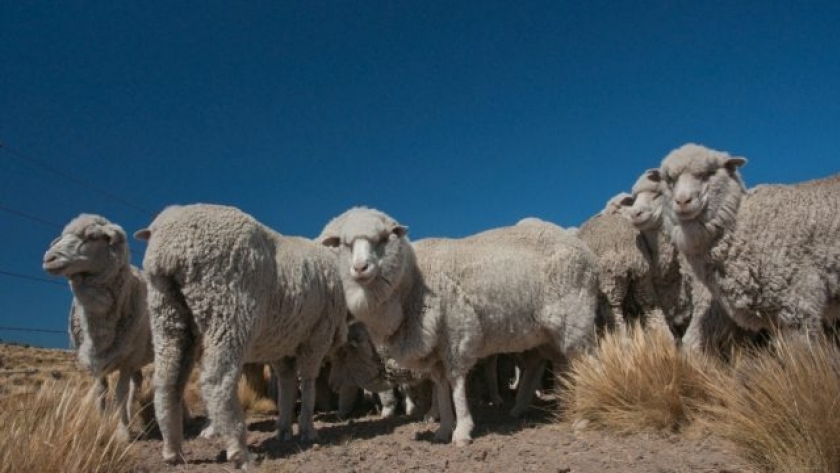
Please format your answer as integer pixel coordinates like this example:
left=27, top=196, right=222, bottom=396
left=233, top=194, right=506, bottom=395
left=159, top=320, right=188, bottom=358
left=623, top=170, right=699, bottom=339
left=659, top=143, right=840, bottom=337
left=320, top=208, right=605, bottom=446
left=578, top=209, right=660, bottom=335
left=134, top=204, right=347, bottom=468
left=329, top=319, right=437, bottom=419
left=43, top=214, right=152, bottom=442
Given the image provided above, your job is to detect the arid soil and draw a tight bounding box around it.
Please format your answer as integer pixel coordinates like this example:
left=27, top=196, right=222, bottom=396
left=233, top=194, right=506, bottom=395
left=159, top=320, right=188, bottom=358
left=1, top=343, right=747, bottom=472
left=131, top=396, right=747, bottom=473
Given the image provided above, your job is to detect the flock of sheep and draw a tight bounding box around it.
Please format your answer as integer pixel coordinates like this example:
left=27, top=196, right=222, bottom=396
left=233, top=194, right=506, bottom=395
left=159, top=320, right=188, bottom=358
left=41, top=143, right=840, bottom=468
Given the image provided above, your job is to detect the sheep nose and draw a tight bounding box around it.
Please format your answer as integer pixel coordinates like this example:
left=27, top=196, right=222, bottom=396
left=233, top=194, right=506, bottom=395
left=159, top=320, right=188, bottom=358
left=675, top=195, right=692, bottom=207
left=353, top=262, right=370, bottom=274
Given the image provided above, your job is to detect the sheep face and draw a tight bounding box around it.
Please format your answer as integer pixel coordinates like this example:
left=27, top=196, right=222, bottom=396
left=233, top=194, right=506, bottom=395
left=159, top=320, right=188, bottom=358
left=659, top=144, right=747, bottom=223
left=321, top=208, right=409, bottom=317
left=628, top=170, right=666, bottom=231
left=43, top=215, right=128, bottom=277
left=328, top=321, right=391, bottom=393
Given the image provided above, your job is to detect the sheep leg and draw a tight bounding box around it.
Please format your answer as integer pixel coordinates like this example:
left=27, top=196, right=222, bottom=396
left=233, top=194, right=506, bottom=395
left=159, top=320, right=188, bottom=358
left=403, top=384, right=417, bottom=416
left=378, top=387, right=398, bottom=418
left=200, top=347, right=250, bottom=468
left=337, top=385, right=359, bottom=419
left=451, top=374, right=474, bottom=446
left=114, top=369, right=132, bottom=442
left=86, top=376, right=108, bottom=412
left=483, top=355, right=504, bottom=406
left=297, top=375, right=318, bottom=442
left=272, top=359, right=298, bottom=441
left=431, top=372, right=454, bottom=443
left=128, top=370, right=143, bottom=422
left=510, top=350, right=546, bottom=418
left=150, top=288, right=196, bottom=465
left=424, top=384, right=440, bottom=422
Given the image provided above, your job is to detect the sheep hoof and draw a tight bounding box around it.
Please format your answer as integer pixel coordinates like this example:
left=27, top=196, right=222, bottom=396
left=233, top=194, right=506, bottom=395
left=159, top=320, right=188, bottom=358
left=509, top=406, right=528, bottom=419
left=277, top=427, right=294, bottom=441
left=299, top=429, right=318, bottom=443
left=162, top=450, right=185, bottom=465
left=380, top=406, right=397, bottom=419
left=228, top=449, right=255, bottom=470
left=454, top=437, right=472, bottom=447
left=572, top=418, right=590, bottom=432
left=199, top=423, right=217, bottom=439
left=433, top=428, right=452, bottom=443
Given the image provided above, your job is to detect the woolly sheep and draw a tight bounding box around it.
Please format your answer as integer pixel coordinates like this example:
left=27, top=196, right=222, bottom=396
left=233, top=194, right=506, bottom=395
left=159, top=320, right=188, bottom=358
left=659, top=143, right=840, bottom=336
left=135, top=204, right=347, bottom=467
left=329, top=320, right=437, bottom=419
left=320, top=208, right=605, bottom=446
left=43, top=214, right=152, bottom=442
left=577, top=210, right=660, bottom=335
left=623, top=170, right=698, bottom=338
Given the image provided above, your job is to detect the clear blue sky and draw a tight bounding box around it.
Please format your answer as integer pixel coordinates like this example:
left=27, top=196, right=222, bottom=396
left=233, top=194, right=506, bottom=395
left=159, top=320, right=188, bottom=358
left=1, top=2, right=838, bottom=348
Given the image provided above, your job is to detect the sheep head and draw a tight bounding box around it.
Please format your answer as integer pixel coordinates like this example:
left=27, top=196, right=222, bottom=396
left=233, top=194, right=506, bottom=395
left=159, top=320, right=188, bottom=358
left=659, top=143, right=747, bottom=223
left=320, top=207, right=409, bottom=319
left=328, top=320, right=392, bottom=393
left=628, top=169, right=667, bottom=231
left=43, top=214, right=129, bottom=278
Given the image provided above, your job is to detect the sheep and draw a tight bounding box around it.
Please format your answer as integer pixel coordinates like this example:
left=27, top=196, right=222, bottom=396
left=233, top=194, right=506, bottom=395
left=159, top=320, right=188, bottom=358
left=42, top=214, right=152, bottom=442
left=320, top=208, right=605, bottom=446
left=329, top=320, right=437, bottom=419
left=576, top=172, right=695, bottom=341
left=600, top=191, right=634, bottom=217
left=623, top=170, right=699, bottom=339
left=659, top=143, right=840, bottom=338
left=134, top=204, right=347, bottom=468
left=577, top=209, right=659, bottom=336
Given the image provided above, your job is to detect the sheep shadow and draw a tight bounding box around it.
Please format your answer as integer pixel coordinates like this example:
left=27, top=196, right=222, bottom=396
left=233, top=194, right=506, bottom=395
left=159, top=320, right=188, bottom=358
left=251, top=413, right=417, bottom=460
left=412, top=395, right=559, bottom=444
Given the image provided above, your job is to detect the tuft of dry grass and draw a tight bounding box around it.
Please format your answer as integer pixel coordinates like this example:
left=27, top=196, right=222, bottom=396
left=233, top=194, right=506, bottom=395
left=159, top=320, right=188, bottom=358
left=699, top=334, right=840, bottom=473
left=0, top=379, right=137, bottom=473
left=560, top=325, right=720, bottom=433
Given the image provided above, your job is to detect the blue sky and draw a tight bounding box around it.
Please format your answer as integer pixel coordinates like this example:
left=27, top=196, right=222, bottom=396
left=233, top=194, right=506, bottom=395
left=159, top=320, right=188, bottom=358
left=1, top=2, right=838, bottom=348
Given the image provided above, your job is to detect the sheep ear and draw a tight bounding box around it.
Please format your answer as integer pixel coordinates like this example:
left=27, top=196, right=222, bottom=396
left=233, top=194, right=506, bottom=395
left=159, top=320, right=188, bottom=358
left=103, top=225, right=126, bottom=246
left=645, top=168, right=662, bottom=182
left=725, top=157, right=747, bottom=171
left=134, top=228, right=151, bottom=241
left=321, top=235, right=341, bottom=247
left=391, top=225, right=408, bottom=238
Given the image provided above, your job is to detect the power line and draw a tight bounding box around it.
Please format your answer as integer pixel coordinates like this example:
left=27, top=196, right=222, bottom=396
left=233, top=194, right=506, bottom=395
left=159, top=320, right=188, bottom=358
left=0, top=203, right=63, bottom=229
left=0, top=269, right=67, bottom=287
left=0, top=140, right=155, bottom=217
left=0, top=326, right=66, bottom=334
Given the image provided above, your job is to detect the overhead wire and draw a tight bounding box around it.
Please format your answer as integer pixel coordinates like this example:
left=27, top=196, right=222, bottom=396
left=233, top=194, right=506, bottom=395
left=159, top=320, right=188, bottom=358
left=0, top=140, right=155, bottom=217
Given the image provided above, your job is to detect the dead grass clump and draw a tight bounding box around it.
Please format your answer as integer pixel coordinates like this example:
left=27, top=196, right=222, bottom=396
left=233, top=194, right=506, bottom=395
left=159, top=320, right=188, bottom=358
left=0, top=379, right=137, bottom=473
left=560, top=326, right=719, bottom=432
left=700, top=334, right=840, bottom=473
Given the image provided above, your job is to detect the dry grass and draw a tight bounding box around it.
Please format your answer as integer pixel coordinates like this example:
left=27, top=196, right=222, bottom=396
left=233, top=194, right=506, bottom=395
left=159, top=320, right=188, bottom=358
left=0, top=379, right=137, bottom=473
left=699, top=334, right=840, bottom=473
left=560, top=325, right=722, bottom=433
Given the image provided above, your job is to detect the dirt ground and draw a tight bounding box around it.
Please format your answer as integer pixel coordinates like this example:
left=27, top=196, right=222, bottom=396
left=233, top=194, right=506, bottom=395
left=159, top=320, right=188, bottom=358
left=131, top=396, right=747, bottom=473
left=1, top=343, right=747, bottom=472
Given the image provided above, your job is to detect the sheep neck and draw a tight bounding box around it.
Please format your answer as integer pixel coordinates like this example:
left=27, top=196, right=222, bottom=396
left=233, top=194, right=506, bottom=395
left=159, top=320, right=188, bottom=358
left=355, top=243, right=441, bottom=369
left=70, top=264, right=144, bottom=376
left=671, top=179, right=745, bottom=294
